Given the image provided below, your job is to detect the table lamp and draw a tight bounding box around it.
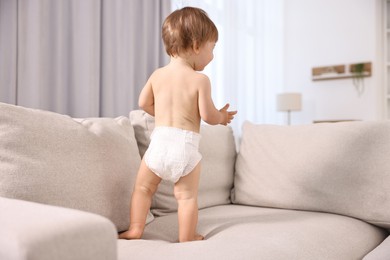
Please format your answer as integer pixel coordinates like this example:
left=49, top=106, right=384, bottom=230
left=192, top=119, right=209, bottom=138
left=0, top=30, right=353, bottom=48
left=276, top=93, right=302, bottom=125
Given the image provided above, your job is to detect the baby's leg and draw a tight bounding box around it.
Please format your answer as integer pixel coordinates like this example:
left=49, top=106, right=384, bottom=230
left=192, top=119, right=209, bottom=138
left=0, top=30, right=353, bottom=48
left=119, top=158, right=161, bottom=240
left=174, top=163, right=204, bottom=242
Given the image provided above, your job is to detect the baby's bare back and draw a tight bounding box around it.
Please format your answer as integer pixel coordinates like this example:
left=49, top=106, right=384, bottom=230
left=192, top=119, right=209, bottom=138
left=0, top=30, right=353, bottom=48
left=151, top=66, right=202, bottom=133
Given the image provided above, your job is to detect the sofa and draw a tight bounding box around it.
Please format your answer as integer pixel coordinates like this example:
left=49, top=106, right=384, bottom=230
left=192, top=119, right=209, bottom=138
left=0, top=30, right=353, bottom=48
left=0, top=101, right=389, bottom=260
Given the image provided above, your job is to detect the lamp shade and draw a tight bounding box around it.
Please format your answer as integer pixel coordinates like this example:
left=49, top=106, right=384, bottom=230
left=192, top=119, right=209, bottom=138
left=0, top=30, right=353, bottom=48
left=276, top=93, right=302, bottom=111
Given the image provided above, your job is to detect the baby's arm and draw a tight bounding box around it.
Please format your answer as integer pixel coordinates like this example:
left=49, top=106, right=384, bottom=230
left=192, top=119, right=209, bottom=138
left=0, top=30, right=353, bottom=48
left=138, top=77, right=155, bottom=116
left=198, top=75, right=237, bottom=125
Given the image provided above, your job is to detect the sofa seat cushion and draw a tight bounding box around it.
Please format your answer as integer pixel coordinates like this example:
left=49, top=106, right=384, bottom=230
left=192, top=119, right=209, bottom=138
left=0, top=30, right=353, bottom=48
left=0, top=197, right=117, bottom=260
left=233, top=121, right=390, bottom=229
left=130, top=110, right=236, bottom=216
left=117, top=205, right=387, bottom=260
left=0, top=102, right=152, bottom=232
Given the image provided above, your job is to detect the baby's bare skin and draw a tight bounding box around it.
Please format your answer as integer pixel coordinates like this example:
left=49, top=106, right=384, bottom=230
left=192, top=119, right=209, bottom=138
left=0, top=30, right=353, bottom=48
left=138, top=42, right=236, bottom=132
left=119, top=7, right=236, bottom=243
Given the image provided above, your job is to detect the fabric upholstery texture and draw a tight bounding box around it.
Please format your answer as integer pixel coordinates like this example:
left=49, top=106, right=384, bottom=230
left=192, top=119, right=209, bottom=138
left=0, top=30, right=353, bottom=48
left=0, top=102, right=152, bottom=231
left=233, top=121, right=390, bottom=229
left=2, top=104, right=389, bottom=259
left=129, top=110, right=156, bottom=157
left=130, top=110, right=236, bottom=216
left=363, top=236, right=390, bottom=260
left=0, top=197, right=117, bottom=260
left=118, top=205, right=387, bottom=260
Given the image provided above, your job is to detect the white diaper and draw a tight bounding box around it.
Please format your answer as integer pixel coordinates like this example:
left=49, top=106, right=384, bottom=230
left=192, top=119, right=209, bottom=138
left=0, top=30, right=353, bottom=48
left=144, top=126, right=202, bottom=183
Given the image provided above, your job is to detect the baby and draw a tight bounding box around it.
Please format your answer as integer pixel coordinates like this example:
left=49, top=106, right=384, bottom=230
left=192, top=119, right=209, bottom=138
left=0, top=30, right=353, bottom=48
left=119, top=6, right=237, bottom=242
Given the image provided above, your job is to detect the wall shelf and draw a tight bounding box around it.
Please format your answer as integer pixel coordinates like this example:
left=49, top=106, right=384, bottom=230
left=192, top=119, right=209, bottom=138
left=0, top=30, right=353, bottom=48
left=312, top=62, right=372, bottom=81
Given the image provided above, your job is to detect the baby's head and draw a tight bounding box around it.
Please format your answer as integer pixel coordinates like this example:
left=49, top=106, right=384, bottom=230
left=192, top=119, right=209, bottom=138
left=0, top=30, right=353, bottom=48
left=162, top=7, right=218, bottom=57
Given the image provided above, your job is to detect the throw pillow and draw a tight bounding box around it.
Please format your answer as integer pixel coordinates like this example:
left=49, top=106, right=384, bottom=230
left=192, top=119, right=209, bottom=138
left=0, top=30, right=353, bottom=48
left=0, top=102, right=153, bottom=232
left=233, top=121, right=390, bottom=229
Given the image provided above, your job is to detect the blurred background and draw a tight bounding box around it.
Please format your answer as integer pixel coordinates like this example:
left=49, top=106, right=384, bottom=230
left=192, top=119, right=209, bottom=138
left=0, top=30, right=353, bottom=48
left=0, top=0, right=385, bottom=134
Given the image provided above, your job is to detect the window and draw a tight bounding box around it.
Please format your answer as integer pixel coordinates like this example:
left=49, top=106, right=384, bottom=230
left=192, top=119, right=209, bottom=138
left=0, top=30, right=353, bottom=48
left=171, top=0, right=284, bottom=133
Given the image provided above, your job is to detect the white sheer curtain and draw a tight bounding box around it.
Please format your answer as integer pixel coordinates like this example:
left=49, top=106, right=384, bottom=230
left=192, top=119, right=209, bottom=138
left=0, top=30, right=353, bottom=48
left=171, top=0, right=284, bottom=133
left=0, top=0, right=170, bottom=118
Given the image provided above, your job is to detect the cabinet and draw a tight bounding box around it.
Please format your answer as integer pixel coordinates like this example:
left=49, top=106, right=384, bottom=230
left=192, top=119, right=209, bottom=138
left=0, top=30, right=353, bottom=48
left=385, top=0, right=390, bottom=119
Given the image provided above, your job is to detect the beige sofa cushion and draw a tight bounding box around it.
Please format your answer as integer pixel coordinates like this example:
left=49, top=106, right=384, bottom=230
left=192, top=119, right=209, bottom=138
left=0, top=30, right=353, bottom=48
left=233, top=121, right=390, bottom=229
left=363, top=236, right=390, bottom=260
left=129, top=110, right=155, bottom=158
left=130, top=110, right=236, bottom=216
left=0, top=197, right=117, bottom=260
left=0, top=102, right=152, bottom=232
left=118, top=205, right=386, bottom=259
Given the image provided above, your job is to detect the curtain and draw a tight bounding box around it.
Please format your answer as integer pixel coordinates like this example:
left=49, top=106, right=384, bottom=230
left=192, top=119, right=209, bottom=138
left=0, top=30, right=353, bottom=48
left=171, top=0, right=284, bottom=133
left=0, top=0, right=170, bottom=118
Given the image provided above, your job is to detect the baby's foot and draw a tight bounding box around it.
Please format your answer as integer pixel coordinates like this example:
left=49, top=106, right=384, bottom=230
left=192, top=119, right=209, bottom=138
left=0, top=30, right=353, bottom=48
left=118, top=231, right=132, bottom=239
left=118, top=228, right=143, bottom=240
left=176, top=233, right=204, bottom=243
left=194, top=233, right=204, bottom=241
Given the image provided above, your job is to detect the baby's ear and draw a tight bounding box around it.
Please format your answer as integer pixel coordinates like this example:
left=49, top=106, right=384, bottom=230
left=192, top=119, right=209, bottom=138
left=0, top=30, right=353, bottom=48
left=192, top=42, right=201, bottom=54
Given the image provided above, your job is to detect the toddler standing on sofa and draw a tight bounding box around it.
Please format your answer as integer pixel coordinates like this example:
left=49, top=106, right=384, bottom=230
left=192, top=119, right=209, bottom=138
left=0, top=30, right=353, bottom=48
left=119, top=6, right=237, bottom=242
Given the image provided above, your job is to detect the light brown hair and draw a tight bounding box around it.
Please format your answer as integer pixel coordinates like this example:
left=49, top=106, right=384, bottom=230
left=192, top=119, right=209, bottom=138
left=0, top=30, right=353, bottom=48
left=162, top=7, right=218, bottom=57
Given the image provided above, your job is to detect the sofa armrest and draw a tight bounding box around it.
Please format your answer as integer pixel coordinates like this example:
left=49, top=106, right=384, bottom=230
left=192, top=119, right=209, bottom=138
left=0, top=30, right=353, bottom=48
left=363, top=234, right=390, bottom=260
left=0, top=197, right=117, bottom=260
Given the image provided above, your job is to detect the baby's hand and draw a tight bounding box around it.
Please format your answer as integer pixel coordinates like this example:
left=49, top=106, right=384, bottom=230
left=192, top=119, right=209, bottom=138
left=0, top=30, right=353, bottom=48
left=219, top=103, right=237, bottom=126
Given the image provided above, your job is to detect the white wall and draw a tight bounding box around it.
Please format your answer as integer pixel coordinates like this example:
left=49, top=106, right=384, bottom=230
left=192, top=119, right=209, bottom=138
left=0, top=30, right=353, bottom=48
left=283, top=0, right=384, bottom=124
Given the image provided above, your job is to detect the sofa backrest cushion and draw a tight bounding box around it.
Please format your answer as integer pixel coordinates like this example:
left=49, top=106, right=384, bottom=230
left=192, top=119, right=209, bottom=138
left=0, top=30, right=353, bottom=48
left=0, top=102, right=153, bottom=232
left=130, top=110, right=236, bottom=216
left=233, top=121, right=390, bottom=229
